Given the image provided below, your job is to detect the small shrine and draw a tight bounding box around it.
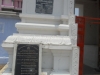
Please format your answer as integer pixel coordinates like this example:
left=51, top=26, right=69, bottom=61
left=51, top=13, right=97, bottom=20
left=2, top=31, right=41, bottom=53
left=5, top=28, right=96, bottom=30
left=1, top=0, right=79, bottom=75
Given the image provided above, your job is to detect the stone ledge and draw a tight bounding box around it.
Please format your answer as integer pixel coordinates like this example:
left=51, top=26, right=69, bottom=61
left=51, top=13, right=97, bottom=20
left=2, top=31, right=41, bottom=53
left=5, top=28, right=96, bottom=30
left=0, top=11, right=20, bottom=19
left=2, top=34, right=71, bottom=45
left=20, top=14, right=61, bottom=20
left=15, top=23, right=69, bottom=35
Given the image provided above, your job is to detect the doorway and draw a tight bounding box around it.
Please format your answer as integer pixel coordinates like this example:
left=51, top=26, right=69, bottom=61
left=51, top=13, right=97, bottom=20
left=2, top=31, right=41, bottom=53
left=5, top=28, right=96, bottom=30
left=75, top=1, right=100, bottom=75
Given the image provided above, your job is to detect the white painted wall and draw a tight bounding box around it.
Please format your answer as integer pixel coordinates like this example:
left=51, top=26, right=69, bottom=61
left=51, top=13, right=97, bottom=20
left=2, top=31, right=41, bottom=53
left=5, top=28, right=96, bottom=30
left=21, top=0, right=75, bottom=25
left=22, top=0, right=64, bottom=16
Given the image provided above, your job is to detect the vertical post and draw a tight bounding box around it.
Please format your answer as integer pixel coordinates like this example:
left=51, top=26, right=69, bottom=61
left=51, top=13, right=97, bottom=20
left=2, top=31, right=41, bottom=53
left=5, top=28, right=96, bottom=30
left=98, top=24, right=100, bottom=67
left=76, top=16, right=86, bottom=75
left=14, top=0, right=22, bottom=10
left=2, top=0, right=3, bottom=5
left=0, top=0, right=2, bottom=11
left=71, top=47, right=79, bottom=75
left=14, top=0, right=17, bottom=9
left=68, top=0, right=75, bottom=16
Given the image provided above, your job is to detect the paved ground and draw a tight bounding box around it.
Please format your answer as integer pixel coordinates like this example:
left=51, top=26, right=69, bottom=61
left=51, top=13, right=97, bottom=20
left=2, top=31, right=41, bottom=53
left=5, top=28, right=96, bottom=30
left=83, top=65, right=100, bottom=75
left=0, top=65, right=5, bottom=70
left=0, top=64, right=100, bottom=75
left=0, top=64, right=8, bottom=75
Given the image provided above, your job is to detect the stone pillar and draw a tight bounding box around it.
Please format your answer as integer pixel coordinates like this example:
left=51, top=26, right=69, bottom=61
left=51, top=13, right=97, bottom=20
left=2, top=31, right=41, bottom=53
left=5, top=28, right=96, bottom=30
left=68, top=0, right=75, bottom=16
left=71, top=47, right=79, bottom=75
left=69, top=15, right=78, bottom=46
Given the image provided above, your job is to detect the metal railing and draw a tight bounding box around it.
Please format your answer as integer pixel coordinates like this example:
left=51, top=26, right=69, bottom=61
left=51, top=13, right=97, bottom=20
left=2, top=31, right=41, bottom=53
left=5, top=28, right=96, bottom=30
left=0, top=0, right=22, bottom=10
left=1, top=0, right=14, bottom=8
left=14, top=0, right=22, bottom=10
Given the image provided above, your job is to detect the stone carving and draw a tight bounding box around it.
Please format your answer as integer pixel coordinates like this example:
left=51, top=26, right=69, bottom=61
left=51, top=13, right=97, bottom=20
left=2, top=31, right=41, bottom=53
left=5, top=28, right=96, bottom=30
left=35, top=0, right=54, bottom=14
left=71, top=47, right=79, bottom=75
left=68, top=0, right=77, bottom=46
left=69, top=15, right=78, bottom=46
left=70, top=24, right=77, bottom=36
left=4, top=35, right=71, bottom=45
left=71, top=36, right=77, bottom=46
left=68, top=0, right=74, bottom=16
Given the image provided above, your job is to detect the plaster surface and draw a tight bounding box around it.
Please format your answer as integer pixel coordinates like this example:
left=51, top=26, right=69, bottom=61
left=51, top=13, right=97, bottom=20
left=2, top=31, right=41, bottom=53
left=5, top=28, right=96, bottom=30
left=1, top=0, right=79, bottom=75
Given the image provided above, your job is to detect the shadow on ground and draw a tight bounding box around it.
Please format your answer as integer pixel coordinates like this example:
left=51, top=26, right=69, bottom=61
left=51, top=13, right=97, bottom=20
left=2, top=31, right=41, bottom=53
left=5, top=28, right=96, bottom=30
left=84, top=64, right=100, bottom=75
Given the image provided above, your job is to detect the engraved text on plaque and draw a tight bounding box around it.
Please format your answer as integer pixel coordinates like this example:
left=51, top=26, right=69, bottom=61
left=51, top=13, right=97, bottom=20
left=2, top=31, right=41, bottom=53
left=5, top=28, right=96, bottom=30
left=15, top=44, right=39, bottom=75
left=35, top=0, right=54, bottom=14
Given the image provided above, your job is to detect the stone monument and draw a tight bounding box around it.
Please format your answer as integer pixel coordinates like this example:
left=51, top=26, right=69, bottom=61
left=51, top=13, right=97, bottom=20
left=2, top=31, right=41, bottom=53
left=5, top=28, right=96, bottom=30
left=1, top=0, right=79, bottom=75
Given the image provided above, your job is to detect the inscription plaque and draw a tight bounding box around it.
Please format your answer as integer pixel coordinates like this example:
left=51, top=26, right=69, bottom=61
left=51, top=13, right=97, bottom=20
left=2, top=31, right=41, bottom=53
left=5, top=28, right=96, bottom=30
left=15, top=44, right=39, bottom=75
left=35, top=0, right=54, bottom=14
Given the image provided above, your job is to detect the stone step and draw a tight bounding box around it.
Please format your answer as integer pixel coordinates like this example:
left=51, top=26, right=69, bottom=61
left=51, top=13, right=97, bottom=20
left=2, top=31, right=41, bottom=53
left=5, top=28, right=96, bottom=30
left=0, top=11, right=17, bottom=14
left=0, top=11, right=19, bottom=16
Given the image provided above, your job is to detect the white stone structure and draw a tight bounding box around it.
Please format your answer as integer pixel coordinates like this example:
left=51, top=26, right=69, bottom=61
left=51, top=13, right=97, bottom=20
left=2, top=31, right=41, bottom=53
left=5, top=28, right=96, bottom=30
left=1, top=0, right=79, bottom=75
